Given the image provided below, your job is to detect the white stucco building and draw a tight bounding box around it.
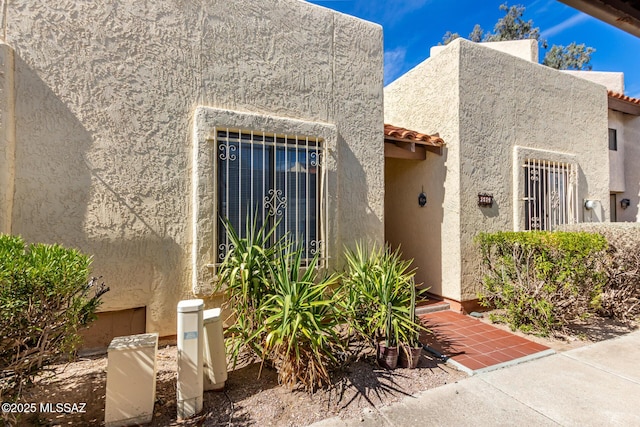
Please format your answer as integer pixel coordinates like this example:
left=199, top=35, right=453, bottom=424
left=0, top=0, right=385, bottom=342
left=1, top=1, right=638, bottom=343
left=384, top=39, right=618, bottom=311
left=606, top=90, right=640, bottom=222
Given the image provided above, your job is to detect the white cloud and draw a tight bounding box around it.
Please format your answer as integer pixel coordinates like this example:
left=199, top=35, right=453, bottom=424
left=626, top=82, right=640, bottom=99
left=528, top=0, right=556, bottom=14
left=541, top=13, right=590, bottom=38
left=387, top=0, right=430, bottom=22
left=384, top=46, right=407, bottom=84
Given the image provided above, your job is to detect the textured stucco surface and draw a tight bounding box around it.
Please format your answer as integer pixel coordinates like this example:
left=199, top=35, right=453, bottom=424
left=1, top=0, right=384, bottom=336
left=0, top=44, right=15, bottom=234
left=430, top=39, right=538, bottom=63
left=610, top=110, right=640, bottom=222
left=562, top=71, right=624, bottom=93
left=385, top=39, right=609, bottom=303
left=384, top=43, right=461, bottom=300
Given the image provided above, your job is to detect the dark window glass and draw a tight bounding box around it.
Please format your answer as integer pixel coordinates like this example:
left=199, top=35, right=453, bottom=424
left=609, top=128, right=617, bottom=151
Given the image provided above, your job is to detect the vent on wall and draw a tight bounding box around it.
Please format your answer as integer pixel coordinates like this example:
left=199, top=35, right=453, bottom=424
left=79, top=306, right=146, bottom=353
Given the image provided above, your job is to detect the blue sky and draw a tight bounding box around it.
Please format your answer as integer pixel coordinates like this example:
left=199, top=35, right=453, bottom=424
left=307, top=0, right=640, bottom=97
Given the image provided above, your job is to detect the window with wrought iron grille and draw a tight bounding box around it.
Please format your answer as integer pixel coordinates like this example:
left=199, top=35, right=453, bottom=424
left=523, top=159, right=578, bottom=231
left=214, top=129, right=327, bottom=265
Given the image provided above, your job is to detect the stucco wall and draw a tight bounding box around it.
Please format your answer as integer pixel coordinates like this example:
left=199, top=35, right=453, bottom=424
left=562, top=71, right=624, bottom=93
left=385, top=39, right=610, bottom=304
left=614, top=111, right=640, bottom=222
left=457, top=40, right=609, bottom=300
left=384, top=43, right=461, bottom=300
left=430, top=39, right=538, bottom=63
left=0, top=44, right=15, bottom=234
left=609, top=110, right=627, bottom=193
left=1, top=0, right=384, bottom=336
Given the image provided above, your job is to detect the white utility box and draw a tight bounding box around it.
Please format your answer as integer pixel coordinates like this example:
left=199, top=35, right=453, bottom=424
left=177, top=299, right=204, bottom=420
left=203, top=308, right=228, bottom=391
left=105, top=333, right=158, bottom=427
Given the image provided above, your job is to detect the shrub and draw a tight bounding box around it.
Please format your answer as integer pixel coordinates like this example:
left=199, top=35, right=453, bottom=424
left=261, top=247, right=341, bottom=390
left=217, top=218, right=343, bottom=392
left=476, top=231, right=607, bottom=335
left=0, top=235, right=108, bottom=400
left=560, top=223, right=640, bottom=321
left=339, top=243, right=424, bottom=348
left=216, top=217, right=284, bottom=366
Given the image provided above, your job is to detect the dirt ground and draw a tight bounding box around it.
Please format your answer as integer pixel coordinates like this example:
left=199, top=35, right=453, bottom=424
left=17, top=342, right=465, bottom=427
left=475, top=309, right=638, bottom=352
left=15, top=314, right=637, bottom=427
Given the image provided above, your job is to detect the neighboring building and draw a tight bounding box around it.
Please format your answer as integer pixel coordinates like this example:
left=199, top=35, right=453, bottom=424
left=607, top=90, right=640, bottom=221
left=561, top=72, right=640, bottom=222
left=384, top=39, right=611, bottom=311
left=0, top=0, right=385, bottom=342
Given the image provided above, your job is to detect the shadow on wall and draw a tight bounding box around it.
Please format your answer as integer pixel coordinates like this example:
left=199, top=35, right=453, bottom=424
left=336, top=134, right=384, bottom=267
left=384, top=146, right=448, bottom=296
left=11, top=54, right=93, bottom=246
left=10, top=53, right=185, bottom=339
left=579, top=167, right=606, bottom=223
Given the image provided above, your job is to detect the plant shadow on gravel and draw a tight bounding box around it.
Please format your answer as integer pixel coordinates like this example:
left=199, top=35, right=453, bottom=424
left=331, top=349, right=447, bottom=412
left=17, top=342, right=463, bottom=427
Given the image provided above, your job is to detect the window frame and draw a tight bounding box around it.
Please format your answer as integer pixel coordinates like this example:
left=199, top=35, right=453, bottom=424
left=609, top=128, right=618, bottom=151
left=513, top=146, right=579, bottom=231
left=191, top=107, right=337, bottom=295
left=213, top=128, right=327, bottom=266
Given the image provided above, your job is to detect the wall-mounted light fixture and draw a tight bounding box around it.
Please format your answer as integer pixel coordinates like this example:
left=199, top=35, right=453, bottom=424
left=584, top=199, right=597, bottom=210
left=620, top=198, right=631, bottom=210
left=418, top=187, right=427, bottom=207
left=478, top=193, right=494, bottom=207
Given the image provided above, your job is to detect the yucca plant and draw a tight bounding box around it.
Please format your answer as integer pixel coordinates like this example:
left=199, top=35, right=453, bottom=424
left=260, top=246, right=342, bottom=391
left=338, top=243, right=383, bottom=343
left=341, top=243, right=424, bottom=350
left=217, top=214, right=287, bottom=366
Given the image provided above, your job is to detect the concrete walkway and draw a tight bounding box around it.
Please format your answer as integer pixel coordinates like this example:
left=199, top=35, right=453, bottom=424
left=311, top=330, right=640, bottom=426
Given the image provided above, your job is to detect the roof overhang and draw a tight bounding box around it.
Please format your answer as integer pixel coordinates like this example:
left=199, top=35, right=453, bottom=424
left=384, top=124, right=445, bottom=160
left=608, top=90, right=640, bottom=115
left=559, top=0, right=640, bottom=38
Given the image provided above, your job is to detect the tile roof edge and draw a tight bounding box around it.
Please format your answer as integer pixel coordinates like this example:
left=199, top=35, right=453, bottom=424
left=608, top=90, right=640, bottom=106
left=384, top=123, right=445, bottom=146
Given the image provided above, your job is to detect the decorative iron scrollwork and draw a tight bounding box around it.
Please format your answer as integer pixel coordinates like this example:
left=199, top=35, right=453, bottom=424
left=218, top=143, right=237, bottom=161
left=218, top=243, right=234, bottom=260
left=309, top=240, right=322, bottom=256
left=264, top=189, right=286, bottom=217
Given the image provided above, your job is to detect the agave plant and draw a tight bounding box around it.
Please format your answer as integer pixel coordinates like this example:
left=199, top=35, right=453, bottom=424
left=260, top=245, right=342, bottom=391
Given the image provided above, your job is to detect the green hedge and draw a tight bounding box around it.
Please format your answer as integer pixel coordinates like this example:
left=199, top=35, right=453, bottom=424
left=476, top=231, right=607, bottom=335
left=0, top=235, right=107, bottom=400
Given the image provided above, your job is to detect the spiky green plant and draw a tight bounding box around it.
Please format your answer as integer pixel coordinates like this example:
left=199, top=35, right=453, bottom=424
left=340, top=243, right=424, bottom=349
left=217, top=214, right=287, bottom=366
left=261, top=246, right=342, bottom=391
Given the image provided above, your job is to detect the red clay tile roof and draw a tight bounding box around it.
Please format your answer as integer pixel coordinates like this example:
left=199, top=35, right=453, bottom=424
left=608, top=90, right=640, bottom=106
left=384, top=124, right=445, bottom=147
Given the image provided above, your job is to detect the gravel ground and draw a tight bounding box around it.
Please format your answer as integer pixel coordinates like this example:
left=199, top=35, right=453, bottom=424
left=18, top=343, right=465, bottom=426
left=17, top=314, right=636, bottom=426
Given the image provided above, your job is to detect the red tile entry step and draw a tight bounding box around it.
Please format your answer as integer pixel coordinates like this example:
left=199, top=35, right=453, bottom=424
left=419, top=310, right=553, bottom=374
